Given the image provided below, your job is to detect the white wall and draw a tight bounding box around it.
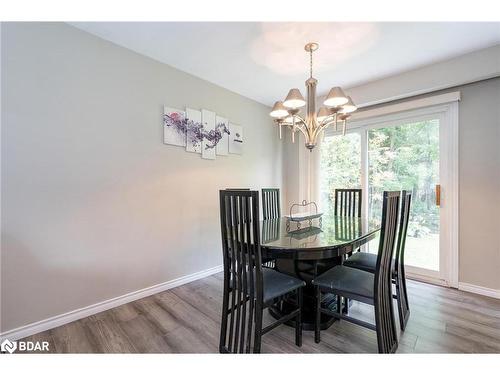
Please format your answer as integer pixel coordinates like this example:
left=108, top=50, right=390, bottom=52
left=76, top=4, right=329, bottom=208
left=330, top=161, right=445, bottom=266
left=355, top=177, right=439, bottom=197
left=1, top=22, right=281, bottom=332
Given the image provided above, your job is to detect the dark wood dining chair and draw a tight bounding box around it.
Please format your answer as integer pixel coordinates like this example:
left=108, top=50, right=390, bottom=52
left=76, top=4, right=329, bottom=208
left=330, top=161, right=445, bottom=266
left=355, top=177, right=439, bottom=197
left=261, top=188, right=281, bottom=220
left=335, top=188, right=362, bottom=218
left=313, top=191, right=401, bottom=353
left=343, top=190, right=412, bottom=330
left=219, top=190, right=305, bottom=353
left=335, top=188, right=362, bottom=255
left=333, top=188, right=363, bottom=312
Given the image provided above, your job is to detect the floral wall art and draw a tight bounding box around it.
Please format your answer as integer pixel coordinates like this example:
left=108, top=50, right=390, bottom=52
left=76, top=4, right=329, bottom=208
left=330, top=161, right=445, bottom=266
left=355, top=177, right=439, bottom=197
left=163, top=106, right=241, bottom=159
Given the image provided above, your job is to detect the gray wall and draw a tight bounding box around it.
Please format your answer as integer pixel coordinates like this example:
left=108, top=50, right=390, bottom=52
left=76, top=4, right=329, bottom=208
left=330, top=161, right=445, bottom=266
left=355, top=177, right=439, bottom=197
left=346, top=45, right=500, bottom=108
left=450, top=79, right=500, bottom=290
left=1, top=23, right=282, bottom=332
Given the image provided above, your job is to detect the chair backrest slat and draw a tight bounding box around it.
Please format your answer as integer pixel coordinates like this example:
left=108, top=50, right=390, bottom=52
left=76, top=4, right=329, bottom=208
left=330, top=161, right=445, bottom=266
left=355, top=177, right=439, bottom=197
left=262, top=188, right=281, bottom=220
left=394, top=191, right=412, bottom=277
left=373, top=190, right=400, bottom=353
left=219, top=190, right=262, bottom=353
left=334, top=189, right=362, bottom=218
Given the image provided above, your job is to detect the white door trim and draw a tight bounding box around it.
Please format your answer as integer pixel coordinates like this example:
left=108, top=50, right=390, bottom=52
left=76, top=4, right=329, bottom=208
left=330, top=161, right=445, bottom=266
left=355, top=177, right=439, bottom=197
left=350, top=91, right=461, bottom=123
left=441, top=101, right=459, bottom=288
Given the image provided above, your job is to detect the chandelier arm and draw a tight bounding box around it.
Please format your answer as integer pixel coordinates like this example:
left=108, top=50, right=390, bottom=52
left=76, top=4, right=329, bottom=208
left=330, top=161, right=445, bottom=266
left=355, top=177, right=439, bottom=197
left=319, top=115, right=337, bottom=127
left=281, top=113, right=306, bottom=125
left=311, top=117, right=337, bottom=142
left=320, top=118, right=337, bottom=130
left=288, top=120, right=304, bottom=130
left=292, top=114, right=306, bottom=124
left=295, top=123, right=309, bottom=140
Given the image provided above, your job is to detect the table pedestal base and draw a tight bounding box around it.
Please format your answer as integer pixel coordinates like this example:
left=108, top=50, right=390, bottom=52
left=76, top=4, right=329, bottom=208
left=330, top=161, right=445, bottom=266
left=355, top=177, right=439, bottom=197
left=269, top=293, right=348, bottom=331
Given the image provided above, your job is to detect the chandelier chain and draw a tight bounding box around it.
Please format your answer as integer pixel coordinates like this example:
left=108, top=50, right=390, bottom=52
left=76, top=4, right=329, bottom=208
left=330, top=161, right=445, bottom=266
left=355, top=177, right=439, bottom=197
left=309, top=49, right=313, bottom=78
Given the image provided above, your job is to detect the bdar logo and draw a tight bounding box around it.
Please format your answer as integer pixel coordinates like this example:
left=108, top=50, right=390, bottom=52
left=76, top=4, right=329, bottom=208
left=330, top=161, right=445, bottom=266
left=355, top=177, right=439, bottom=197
left=1, top=339, right=49, bottom=353
left=1, top=339, right=17, bottom=354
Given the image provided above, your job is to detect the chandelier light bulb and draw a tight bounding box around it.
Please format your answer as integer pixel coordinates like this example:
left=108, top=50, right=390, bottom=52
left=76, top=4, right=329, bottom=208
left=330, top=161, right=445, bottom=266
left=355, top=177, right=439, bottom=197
left=323, top=87, right=349, bottom=107
left=324, top=87, right=349, bottom=107
left=270, top=101, right=289, bottom=118
left=283, top=88, right=306, bottom=109
left=339, top=96, right=357, bottom=113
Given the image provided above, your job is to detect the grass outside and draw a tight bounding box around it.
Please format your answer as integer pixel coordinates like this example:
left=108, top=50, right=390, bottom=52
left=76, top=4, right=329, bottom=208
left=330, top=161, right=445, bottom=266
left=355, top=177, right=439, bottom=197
left=366, top=233, right=439, bottom=271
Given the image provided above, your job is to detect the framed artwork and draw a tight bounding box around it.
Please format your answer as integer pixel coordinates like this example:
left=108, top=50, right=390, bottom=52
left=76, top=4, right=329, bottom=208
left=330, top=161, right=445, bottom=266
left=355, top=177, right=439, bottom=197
left=163, top=107, right=186, bottom=147
left=229, top=123, right=243, bottom=155
left=216, top=116, right=229, bottom=156
left=162, top=104, right=242, bottom=159
left=185, top=108, right=202, bottom=154
left=201, top=109, right=216, bottom=160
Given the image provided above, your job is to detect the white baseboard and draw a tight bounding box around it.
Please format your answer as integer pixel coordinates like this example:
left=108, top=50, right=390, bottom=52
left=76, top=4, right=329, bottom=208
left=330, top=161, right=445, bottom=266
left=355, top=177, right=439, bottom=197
left=458, top=282, right=500, bottom=299
left=0, top=264, right=223, bottom=341
left=407, top=274, right=500, bottom=299
left=406, top=272, right=449, bottom=287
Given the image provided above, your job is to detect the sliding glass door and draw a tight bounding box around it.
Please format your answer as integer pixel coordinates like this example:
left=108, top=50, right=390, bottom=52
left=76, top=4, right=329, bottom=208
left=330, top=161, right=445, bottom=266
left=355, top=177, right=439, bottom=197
left=367, top=119, right=440, bottom=277
left=319, top=132, right=361, bottom=214
left=320, top=105, right=457, bottom=286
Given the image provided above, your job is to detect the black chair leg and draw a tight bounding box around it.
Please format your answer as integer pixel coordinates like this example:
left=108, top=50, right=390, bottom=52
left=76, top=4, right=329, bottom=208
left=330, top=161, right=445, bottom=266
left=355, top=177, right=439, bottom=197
left=343, top=298, right=349, bottom=314
left=396, top=275, right=410, bottom=331
left=219, top=286, right=229, bottom=353
left=374, top=286, right=398, bottom=353
left=315, top=286, right=321, bottom=343
left=253, top=310, right=263, bottom=354
left=295, top=288, right=303, bottom=347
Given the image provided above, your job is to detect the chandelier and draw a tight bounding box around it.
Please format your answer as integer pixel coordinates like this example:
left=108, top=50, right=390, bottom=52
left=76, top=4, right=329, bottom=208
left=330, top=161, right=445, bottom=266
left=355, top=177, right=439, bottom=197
left=269, top=42, right=358, bottom=151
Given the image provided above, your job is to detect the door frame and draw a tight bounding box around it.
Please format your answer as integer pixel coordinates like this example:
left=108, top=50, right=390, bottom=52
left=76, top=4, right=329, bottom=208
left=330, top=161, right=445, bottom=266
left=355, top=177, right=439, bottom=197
left=321, top=92, right=460, bottom=288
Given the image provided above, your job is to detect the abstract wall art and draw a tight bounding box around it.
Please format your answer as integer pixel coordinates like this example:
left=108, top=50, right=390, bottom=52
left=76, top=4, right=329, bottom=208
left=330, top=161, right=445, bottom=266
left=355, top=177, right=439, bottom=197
left=229, top=123, right=243, bottom=155
left=162, top=105, right=240, bottom=160
left=201, top=109, right=216, bottom=160
left=163, top=107, right=186, bottom=147
left=216, top=116, right=229, bottom=156
left=185, top=108, right=202, bottom=153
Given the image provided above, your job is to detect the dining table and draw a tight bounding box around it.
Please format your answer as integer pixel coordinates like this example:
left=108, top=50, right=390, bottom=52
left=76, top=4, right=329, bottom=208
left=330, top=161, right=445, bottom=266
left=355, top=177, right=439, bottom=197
left=260, top=214, right=380, bottom=331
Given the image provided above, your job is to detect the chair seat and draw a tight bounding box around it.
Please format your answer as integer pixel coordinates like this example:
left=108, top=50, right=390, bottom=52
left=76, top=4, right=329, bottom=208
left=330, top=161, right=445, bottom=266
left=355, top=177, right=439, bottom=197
left=262, top=269, right=305, bottom=303
left=344, top=252, right=396, bottom=274
left=344, top=252, right=377, bottom=273
left=312, top=265, right=374, bottom=302
left=231, top=268, right=305, bottom=303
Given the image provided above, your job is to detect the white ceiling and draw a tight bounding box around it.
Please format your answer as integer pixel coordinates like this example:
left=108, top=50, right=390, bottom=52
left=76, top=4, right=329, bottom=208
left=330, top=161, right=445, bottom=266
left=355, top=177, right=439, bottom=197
left=71, top=22, right=500, bottom=106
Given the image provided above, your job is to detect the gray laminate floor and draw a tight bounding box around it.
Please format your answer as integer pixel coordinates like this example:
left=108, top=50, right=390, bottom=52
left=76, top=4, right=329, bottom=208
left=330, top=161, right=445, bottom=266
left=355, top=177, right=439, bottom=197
left=20, top=273, right=500, bottom=353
